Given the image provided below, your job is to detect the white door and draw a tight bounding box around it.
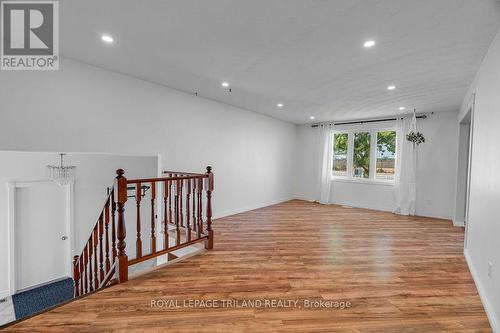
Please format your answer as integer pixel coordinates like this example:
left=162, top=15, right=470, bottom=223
left=15, top=183, right=70, bottom=291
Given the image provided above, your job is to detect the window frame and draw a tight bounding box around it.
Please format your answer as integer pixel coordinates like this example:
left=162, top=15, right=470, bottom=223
left=331, top=127, right=397, bottom=185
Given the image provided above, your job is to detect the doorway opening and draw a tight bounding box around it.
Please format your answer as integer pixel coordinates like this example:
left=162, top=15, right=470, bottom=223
left=8, top=181, right=73, bottom=295
left=454, top=95, right=474, bottom=248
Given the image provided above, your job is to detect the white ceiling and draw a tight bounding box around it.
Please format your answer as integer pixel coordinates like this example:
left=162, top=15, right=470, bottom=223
left=61, top=0, right=500, bottom=124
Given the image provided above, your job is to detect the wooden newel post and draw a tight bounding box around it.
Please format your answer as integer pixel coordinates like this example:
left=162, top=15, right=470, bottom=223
left=73, top=255, right=80, bottom=297
left=115, top=169, right=128, bottom=283
left=205, top=166, right=214, bottom=249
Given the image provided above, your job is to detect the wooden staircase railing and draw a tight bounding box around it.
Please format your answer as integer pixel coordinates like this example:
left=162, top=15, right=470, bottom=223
left=72, top=167, right=214, bottom=297
left=72, top=186, right=117, bottom=296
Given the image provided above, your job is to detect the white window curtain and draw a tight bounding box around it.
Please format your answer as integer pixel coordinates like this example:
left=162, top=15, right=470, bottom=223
left=393, top=115, right=417, bottom=215
left=315, top=124, right=334, bottom=204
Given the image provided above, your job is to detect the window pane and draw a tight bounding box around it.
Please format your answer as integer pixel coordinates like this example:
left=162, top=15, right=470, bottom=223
left=332, top=133, right=348, bottom=177
left=353, top=132, right=370, bottom=178
left=376, top=131, right=396, bottom=180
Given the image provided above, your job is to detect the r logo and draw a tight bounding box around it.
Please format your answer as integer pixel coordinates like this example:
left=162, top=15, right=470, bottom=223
left=2, top=2, right=54, bottom=55
left=1, top=1, right=59, bottom=70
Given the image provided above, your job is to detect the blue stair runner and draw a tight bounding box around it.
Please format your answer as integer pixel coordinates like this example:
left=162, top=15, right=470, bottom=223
left=12, top=278, right=74, bottom=320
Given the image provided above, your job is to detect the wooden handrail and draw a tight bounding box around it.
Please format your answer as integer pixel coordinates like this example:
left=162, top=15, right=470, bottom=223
left=163, top=170, right=206, bottom=176
left=72, top=166, right=214, bottom=297
left=126, top=174, right=207, bottom=184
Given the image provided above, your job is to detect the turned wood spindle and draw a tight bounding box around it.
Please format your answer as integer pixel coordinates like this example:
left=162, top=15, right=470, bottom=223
left=175, top=179, right=181, bottom=245
left=93, top=227, right=99, bottom=287
left=197, top=178, right=203, bottom=238
left=163, top=180, right=170, bottom=249
left=168, top=175, right=173, bottom=226
left=79, top=255, right=84, bottom=295
left=88, top=237, right=94, bottom=292
left=83, top=246, right=88, bottom=294
left=192, top=179, right=196, bottom=233
left=73, top=256, right=80, bottom=297
left=104, top=200, right=111, bottom=272
left=98, top=214, right=105, bottom=282
left=186, top=179, right=191, bottom=241
left=111, top=190, right=117, bottom=261
left=179, top=179, right=184, bottom=228
left=150, top=181, right=157, bottom=253
left=135, top=182, right=143, bottom=258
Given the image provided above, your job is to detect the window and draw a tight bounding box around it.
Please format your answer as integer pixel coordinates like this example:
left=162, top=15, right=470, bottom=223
left=353, top=132, right=370, bottom=179
left=333, top=133, right=348, bottom=177
left=376, top=131, right=396, bottom=180
left=331, top=129, right=397, bottom=183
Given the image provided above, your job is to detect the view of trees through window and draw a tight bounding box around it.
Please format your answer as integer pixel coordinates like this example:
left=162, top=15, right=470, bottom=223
left=332, top=129, right=396, bottom=181
left=353, top=132, right=370, bottom=178
left=376, top=131, right=396, bottom=180
left=333, top=133, right=348, bottom=176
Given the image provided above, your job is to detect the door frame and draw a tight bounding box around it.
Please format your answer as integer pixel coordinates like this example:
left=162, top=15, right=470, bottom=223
left=7, top=180, right=74, bottom=296
left=463, top=93, right=475, bottom=249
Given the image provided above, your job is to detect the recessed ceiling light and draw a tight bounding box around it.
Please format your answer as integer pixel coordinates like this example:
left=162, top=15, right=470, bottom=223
left=277, top=103, right=284, bottom=108
left=387, top=85, right=396, bottom=91
left=363, top=40, right=376, bottom=48
left=398, top=106, right=405, bottom=111
left=310, top=116, right=315, bottom=120
left=101, top=34, right=114, bottom=44
left=221, top=82, right=229, bottom=87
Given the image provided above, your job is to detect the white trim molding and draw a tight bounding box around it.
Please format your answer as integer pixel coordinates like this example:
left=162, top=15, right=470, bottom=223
left=0, top=290, right=10, bottom=300
left=213, top=197, right=293, bottom=220
left=465, top=249, right=499, bottom=333
left=7, top=182, right=16, bottom=297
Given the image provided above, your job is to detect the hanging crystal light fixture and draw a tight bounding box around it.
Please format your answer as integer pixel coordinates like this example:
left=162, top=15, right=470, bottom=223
left=47, top=153, right=76, bottom=186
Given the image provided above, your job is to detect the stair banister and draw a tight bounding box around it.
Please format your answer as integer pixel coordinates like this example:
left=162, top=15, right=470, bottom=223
left=73, top=167, right=214, bottom=297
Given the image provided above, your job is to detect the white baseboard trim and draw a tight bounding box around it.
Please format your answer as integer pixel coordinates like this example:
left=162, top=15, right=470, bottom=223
left=293, top=196, right=454, bottom=221
left=453, top=219, right=465, bottom=227
left=294, top=196, right=394, bottom=213
left=213, top=197, right=293, bottom=220
left=330, top=200, right=394, bottom=213
left=293, top=196, right=314, bottom=202
left=0, top=290, right=10, bottom=300
left=464, top=249, right=499, bottom=333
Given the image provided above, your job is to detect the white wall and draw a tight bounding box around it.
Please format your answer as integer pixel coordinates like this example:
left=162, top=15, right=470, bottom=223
left=0, top=151, right=158, bottom=298
left=460, top=29, right=500, bottom=332
left=294, top=110, right=459, bottom=219
left=0, top=58, right=297, bottom=219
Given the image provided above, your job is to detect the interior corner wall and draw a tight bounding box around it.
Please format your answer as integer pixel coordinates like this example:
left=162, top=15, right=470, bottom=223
left=294, top=110, right=459, bottom=220
left=459, top=29, right=500, bottom=332
left=0, top=57, right=297, bottom=219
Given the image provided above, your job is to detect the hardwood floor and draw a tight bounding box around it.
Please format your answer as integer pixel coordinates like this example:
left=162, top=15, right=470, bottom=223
left=3, top=200, right=490, bottom=332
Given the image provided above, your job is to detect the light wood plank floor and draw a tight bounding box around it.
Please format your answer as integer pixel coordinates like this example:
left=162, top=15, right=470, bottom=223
left=3, top=200, right=490, bottom=332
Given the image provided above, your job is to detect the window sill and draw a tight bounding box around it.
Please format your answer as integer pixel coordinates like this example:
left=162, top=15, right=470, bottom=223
left=331, top=177, right=395, bottom=186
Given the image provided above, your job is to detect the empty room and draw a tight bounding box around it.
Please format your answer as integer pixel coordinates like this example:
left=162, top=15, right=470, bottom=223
left=0, top=0, right=499, bottom=332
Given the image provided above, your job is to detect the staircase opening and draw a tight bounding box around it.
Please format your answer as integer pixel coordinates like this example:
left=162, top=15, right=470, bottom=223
left=72, top=167, right=215, bottom=297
